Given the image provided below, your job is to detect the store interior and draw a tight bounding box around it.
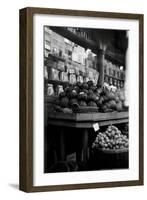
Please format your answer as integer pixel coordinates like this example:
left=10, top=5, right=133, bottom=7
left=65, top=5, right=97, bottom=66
left=44, top=26, right=129, bottom=173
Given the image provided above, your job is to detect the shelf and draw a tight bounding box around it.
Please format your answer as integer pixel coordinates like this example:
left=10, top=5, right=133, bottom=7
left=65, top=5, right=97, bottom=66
left=47, top=53, right=65, bottom=62
left=104, top=74, right=125, bottom=81
left=50, top=27, right=125, bottom=65
left=105, top=50, right=125, bottom=66
left=50, top=27, right=98, bottom=53
left=47, top=111, right=129, bottom=128
left=44, top=95, right=58, bottom=103
left=48, top=79, right=69, bottom=86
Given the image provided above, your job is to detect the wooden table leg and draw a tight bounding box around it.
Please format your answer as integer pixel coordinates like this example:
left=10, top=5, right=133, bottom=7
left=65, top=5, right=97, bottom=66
left=59, top=127, right=65, bottom=161
left=82, top=128, right=89, bottom=162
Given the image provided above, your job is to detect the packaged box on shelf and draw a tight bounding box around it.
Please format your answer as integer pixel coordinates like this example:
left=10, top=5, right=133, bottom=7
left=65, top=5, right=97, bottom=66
left=48, top=68, right=59, bottom=81
left=72, top=45, right=85, bottom=65
left=69, top=74, right=76, bottom=84
left=47, top=83, right=55, bottom=96
left=64, top=39, right=73, bottom=59
left=104, top=75, right=109, bottom=83
left=65, top=40, right=73, bottom=52
left=79, top=64, right=86, bottom=76
left=86, top=59, right=93, bottom=68
left=77, top=75, right=83, bottom=83
left=74, top=63, right=80, bottom=75
left=85, top=50, right=97, bottom=69
left=51, top=32, right=65, bottom=57
left=113, top=79, right=118, bottom=86
left=57, top=61, right=65, bottom=71
left=83, top=76, right=90, bottom=83
left=46, top=59, right=57, bottom=69
left=66, top=60, right=75, bottom=74
left=44, top=66, right=48, bottom=80
left=60, top=72, right=69, bottom=82
left=44, top=49, right=49, bottom=58
left=88, top=68, right=99, bottom=85
left=45, top=40, right=51, bottom=51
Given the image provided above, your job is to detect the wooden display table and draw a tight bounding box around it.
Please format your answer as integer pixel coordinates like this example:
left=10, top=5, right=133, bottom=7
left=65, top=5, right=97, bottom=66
left=47, top=111, right=129, bottom=162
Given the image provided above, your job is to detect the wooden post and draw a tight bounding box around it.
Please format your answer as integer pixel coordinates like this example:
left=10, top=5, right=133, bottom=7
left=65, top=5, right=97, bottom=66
left=97, top=49, right=105, bottom=86
left=82, top=128, right=89, bottom=162
left=59, top=127, right=65, bottom=161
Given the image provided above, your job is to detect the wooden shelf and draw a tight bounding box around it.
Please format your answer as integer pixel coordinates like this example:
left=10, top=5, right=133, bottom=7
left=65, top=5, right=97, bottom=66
left=44, top=95, right=58, bottom=103
left=50, top=27, right=98, bottom=53
left=50, top=27, right=125, bottom=64
left=105, top=50, right=125, bottom=66
left=47, top=111, right=129, bottom=128
left=47, top=79, right=69, bottom=86
left=47, top=53, right=65, bottom=62
left=104, top=74, right=125, bottom=81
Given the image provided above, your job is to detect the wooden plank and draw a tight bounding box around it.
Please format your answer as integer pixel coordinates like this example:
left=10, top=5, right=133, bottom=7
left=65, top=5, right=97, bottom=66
left=48, top=112, right=77, bottom=121
left=75, top=111, right=128, bottom=121
left=48, top=53, right=65, bottom=62
left=44, top=96, right=58, bottom=103
left=48, top=111, right=129, bottom=122
left=48, top=117, right=128, bottom=128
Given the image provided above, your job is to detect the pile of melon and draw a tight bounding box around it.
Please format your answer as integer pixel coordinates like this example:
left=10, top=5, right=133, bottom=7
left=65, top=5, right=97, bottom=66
left=55, top=81, right=126, bottom=112
left=97, top=87, right=126, bottom=112
left=57, top=81, right=100, bottom=109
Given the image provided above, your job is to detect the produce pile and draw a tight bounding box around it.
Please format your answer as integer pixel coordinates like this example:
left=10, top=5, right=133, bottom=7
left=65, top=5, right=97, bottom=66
left=97, top=83, right=126, bottom=112
left=54, top=81, right=127, bottom=113
left=58, top=81, right=98, bottom=108
left=92, top=125, right=129, bottom=150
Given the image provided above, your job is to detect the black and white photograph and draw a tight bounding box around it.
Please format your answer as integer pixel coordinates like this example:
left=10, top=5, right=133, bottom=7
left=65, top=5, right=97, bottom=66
left=44, top=26, right=129, bottom=173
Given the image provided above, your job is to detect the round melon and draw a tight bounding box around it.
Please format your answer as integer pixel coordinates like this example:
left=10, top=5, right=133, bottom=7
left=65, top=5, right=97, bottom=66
left=88, top=101, right=97, bottom=107
left=116, top=101, right=123, bottom=112
left=60, top=97, right=69, bottom=108
left=69, top=98, right=78, bottom=107
left=109, top=100, right=117, bottom=109
left=78, top=100, right=87, bottom=106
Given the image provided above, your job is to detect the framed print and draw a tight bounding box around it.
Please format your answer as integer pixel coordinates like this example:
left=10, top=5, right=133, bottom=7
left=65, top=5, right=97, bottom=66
left=19, top=7, right=144, bottom=192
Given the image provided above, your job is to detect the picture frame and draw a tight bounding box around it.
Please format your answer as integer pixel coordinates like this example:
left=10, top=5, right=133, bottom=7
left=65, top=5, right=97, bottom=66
left=19, top=7, right=144, bottom=192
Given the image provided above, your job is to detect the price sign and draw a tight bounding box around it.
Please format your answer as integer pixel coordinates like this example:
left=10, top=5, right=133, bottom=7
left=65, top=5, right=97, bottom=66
left=93, top=123, right=99, bottom=132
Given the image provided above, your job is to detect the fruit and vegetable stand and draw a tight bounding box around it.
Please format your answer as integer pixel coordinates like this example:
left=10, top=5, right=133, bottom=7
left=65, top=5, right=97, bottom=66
left=44, top=26, right=129, bottom=171
left=47, top=111, right=129, bottom=162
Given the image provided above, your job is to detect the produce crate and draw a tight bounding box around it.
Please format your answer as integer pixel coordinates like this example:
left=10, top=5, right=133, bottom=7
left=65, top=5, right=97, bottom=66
left=90, top=148, right=129, bottom=170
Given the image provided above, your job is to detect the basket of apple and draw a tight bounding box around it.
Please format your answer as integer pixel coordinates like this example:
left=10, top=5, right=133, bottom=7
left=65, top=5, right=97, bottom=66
left=91, top=125, right=129, bottom=169
left=92, top=125, right=128, bottom=152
